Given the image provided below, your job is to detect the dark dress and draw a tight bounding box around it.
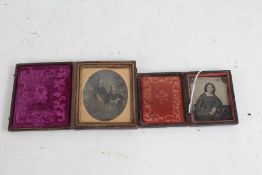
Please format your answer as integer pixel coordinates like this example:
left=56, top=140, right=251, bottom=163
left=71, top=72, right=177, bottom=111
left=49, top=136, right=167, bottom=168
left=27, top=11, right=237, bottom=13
left=194, top=93, right=224, bottom=121
left=90, top=85, right=108, bottom=115
left=104, top=93, right=124, bottom=116
left=94, top=86, right=107, bottom=100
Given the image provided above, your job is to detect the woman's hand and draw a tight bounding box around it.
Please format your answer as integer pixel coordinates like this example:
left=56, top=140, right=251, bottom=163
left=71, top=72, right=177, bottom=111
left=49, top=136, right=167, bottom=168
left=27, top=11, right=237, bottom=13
left=110, top=97, right=121, bottom=104
left=96, top=94, right=104, bottom=102
left=209, top=107, right=217, bottom=115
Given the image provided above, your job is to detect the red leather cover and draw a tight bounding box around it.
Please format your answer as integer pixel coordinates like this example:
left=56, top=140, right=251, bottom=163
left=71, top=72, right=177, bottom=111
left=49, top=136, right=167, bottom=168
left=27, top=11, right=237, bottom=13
left=140, top=76, right=185, bottom=125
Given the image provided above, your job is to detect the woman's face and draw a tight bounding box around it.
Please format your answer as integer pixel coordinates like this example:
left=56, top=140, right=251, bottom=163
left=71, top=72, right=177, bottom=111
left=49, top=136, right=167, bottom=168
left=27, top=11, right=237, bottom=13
left=111, top=85, right=117, bottom=94
left=98, top=79, right=104, bottom=86
left=206, top=84, right=214, bottom=94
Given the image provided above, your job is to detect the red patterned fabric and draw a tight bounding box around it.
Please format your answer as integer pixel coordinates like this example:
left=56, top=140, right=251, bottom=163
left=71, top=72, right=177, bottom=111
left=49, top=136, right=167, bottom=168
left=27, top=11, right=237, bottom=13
left=140, top=76, right=185, bottom=125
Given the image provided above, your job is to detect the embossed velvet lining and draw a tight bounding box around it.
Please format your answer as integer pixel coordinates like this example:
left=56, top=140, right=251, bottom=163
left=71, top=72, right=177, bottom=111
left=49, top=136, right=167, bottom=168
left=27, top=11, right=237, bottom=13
left=12, top=64, right=72, bottom=129
left=140, top=76, right=185, bottom=125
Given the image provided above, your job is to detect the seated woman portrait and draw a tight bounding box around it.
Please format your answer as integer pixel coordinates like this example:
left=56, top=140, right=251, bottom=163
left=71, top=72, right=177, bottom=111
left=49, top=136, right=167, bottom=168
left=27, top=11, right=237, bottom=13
left=105, top=85, right=124, bottom=106
left=194, top=83, right=226, bottom=121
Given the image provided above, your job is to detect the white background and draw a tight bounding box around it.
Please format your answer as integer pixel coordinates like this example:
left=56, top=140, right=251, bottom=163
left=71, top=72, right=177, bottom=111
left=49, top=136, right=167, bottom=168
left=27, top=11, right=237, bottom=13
left=0, top=0, right=261, bottom=175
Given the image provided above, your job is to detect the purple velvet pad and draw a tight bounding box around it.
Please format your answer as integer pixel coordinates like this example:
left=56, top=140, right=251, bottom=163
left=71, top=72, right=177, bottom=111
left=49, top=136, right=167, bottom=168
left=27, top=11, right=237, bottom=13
left=12, top=64, right=72, bottom=129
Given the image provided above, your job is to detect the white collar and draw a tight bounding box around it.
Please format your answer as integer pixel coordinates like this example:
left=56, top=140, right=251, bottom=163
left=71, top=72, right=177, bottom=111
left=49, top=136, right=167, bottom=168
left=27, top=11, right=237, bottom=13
left=205, top=92, right=214, bottom=96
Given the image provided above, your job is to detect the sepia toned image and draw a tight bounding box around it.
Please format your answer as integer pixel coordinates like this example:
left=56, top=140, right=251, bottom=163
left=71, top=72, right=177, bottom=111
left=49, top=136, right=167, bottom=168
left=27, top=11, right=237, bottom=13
left=187, top=71, right=238, bottom=124
left=83, top=69, right=128, bottom=121
left=74, top=61, right=137, bottom=128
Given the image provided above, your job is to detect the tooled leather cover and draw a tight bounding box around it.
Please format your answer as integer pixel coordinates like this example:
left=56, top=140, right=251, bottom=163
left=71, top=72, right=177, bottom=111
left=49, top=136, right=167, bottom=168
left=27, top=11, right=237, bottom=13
left=12, top=64, right=72, bottom=129
left=140, top=76, right=185, bottom=125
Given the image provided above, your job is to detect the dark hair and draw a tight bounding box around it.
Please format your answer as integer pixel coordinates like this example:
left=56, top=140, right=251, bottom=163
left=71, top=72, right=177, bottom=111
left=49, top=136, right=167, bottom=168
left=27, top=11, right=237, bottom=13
left=204, top=83, right=216, bottom=94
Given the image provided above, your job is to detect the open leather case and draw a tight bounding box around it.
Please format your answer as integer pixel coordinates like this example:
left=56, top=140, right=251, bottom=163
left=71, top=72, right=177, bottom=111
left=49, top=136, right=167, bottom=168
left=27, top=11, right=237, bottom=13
left=8, top=61, right=238, bottom=131
left=137, top=71, right=238, bottom=127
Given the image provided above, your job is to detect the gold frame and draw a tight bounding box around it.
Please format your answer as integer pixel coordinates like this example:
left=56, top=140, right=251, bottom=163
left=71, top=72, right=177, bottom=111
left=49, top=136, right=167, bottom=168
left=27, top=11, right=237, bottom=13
left=73, top=61, right=138, bottom=128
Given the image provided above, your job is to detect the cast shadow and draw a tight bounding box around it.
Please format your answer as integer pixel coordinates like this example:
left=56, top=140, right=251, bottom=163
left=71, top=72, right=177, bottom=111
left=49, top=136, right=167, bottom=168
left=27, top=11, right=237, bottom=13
left=1, top=65, right=15, bottom=131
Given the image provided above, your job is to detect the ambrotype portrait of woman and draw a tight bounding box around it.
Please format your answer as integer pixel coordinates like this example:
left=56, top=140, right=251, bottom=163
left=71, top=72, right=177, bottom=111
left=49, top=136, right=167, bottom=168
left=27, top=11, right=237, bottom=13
left=194, top=82, right=226, bottom=121
left=188, top=72, right=238, bottom=124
